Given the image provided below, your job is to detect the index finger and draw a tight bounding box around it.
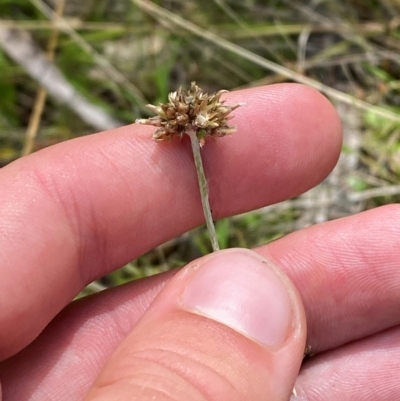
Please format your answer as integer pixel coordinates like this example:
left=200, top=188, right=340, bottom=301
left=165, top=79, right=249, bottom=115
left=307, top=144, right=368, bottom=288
left=0, top=84, right=342, bottom=359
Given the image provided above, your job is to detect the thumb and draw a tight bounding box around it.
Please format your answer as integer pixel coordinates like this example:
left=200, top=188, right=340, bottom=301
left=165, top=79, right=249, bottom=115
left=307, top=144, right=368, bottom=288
left=84, top=248, right=307, bottom=401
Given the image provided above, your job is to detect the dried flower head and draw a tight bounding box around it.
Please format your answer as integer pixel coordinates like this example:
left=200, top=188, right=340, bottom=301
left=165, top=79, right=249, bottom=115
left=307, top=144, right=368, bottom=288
left=136, top=82, right=241, bottom=146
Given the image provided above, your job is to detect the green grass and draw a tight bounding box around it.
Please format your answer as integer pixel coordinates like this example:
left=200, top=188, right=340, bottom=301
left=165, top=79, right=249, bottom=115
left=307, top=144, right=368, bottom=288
left=1, top=0, right=400, bottom=294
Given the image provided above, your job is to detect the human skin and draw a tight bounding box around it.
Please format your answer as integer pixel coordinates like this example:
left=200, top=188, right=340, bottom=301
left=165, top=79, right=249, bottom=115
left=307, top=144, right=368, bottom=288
left=0, top=84, right=399, bottom=400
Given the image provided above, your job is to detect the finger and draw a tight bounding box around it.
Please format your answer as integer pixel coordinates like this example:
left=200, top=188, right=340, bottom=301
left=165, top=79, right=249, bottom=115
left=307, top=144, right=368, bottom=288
left=0, top=270, right=177, bottom=401
left=293, top=325, right=400, bottom=400
left=2, top=206, right=399, bottom=400
left=262, top=204, right=400, bottom=352
left=0, top=83, right=341, bottom=359
left=82, top=249, right=306, bottom=401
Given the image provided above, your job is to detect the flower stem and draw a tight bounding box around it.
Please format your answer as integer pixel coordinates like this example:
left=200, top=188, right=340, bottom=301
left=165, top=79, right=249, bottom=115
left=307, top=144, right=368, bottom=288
left=187, top=129, right=220, bottom=252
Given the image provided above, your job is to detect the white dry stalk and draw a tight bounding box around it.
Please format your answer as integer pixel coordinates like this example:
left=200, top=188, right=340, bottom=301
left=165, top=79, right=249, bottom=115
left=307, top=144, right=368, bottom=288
left=187, top=129, right=220, bottom=252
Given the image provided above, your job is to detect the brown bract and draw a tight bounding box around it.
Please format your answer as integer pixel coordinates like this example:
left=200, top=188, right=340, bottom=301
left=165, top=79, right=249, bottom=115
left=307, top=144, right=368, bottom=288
left=136, top=82, right=241, bottom=146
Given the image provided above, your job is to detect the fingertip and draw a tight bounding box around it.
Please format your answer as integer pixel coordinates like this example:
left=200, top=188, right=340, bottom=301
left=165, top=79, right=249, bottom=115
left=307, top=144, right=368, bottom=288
left=208, top=84, right=343, bottom=217
left=229, top=83, right=342, bottom=149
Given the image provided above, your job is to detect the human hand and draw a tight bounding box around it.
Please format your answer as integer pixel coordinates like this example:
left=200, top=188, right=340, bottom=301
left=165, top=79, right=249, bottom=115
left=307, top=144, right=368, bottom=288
left=0, top=84, right=398, bottom=400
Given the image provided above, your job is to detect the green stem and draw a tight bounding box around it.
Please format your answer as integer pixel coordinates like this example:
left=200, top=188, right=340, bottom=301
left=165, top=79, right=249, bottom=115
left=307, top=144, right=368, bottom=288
left=187, top=129, right=220, bottom=252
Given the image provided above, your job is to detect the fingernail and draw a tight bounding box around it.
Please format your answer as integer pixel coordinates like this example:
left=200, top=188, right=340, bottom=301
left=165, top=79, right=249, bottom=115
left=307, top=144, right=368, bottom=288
left=180, top=249, right=295, bottom=347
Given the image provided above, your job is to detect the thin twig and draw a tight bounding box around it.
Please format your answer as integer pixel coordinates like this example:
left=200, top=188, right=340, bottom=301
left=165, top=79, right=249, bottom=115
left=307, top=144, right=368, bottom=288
left=22, top=0, right=66, bottom=156
left=187, top=129, right=220, bottom=252
left=0, top=19, right=387, bottom=37
left=0, top=19, right=149, bottom=32
left=348, top=185, right=400, bottom=202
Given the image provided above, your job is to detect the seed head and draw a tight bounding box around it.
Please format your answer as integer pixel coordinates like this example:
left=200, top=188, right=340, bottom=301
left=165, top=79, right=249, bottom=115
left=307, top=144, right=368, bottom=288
left=136, top=82, right=241, bottom=146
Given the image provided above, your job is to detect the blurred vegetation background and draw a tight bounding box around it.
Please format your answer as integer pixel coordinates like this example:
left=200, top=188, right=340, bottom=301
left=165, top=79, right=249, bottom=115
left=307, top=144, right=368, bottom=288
left=0, top=0, right=399, bottom=296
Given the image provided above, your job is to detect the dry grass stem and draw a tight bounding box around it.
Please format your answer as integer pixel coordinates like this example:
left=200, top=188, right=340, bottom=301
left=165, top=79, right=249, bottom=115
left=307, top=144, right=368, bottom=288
left=22, top=0, right=66, bottom=156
